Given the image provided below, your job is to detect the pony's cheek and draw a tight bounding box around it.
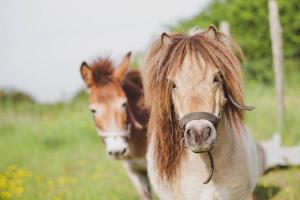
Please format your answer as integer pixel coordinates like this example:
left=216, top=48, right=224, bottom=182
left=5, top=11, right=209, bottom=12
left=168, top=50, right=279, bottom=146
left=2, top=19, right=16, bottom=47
left=172, top=93, right=184, bottom=118
left=94, top=119, right=106, bottom=131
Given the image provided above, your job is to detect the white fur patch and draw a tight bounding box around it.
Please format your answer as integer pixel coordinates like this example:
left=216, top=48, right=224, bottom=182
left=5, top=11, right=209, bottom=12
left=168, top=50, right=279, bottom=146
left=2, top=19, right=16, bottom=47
left=104, top=136, right=128, bottom=155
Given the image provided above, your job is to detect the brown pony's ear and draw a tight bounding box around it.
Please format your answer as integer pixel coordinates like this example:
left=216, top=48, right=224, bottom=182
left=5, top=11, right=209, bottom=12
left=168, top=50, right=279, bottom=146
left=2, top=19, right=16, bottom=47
left=80, top=62, right=93, bottom=88
left=113, top=51, right=131, bottom=80
left=161, top=32, right=172, bottom=46
left=206, top=25, right=218, bottom=40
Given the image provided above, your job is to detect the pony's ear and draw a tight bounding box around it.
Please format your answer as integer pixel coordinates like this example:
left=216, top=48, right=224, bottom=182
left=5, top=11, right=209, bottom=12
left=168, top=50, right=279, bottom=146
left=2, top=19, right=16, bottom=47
left=161, top=32, right=172, bottom=46
left=80, top=62, right=93, bottom=87
left=113, top=51, right=131, bottom=80
left=206, top=25, right=218, bottom=40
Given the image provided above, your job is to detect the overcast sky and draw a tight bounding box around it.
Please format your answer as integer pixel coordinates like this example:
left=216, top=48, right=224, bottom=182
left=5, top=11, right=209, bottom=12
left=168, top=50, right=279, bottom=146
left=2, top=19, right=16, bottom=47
left=0, top=0, right=210, bottom=103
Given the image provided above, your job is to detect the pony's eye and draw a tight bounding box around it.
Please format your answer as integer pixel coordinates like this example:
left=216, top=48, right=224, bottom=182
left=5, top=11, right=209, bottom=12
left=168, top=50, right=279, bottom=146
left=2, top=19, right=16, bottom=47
left=172, top=82, right=177, bottom=89
left=122, top=102, right=127, bottom=108
left=90, top=109, right=96, bottom=114
left=213, top=74, right=222, bottom=84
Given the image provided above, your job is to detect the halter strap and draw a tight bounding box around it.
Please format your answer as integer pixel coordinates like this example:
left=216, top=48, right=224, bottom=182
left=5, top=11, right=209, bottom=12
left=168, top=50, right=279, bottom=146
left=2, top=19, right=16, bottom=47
left=126, top=102, right=143, bottom=130
left=203, top=151, right=214, bottom=184
left=228, top=94, right=255, bottom=111
left=98, top=130, right=130, bottom=138
left=179, top=112, right=220, bottom=129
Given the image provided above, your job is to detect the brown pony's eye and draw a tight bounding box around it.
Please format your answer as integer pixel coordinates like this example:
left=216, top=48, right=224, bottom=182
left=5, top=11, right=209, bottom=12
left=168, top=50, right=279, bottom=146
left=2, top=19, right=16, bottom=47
left=122, top=102, right=127, bottom=108
left=90, top=109, right=96, bottom=114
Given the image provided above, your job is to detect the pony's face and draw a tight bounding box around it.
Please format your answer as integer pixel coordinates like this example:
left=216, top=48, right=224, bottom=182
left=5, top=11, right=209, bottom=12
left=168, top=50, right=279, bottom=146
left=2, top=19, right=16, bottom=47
left=171, top=53, right=227, bottom=152
left=88, top=82, right=129, bottom=159
left=80, top=53, right=131, bottom=159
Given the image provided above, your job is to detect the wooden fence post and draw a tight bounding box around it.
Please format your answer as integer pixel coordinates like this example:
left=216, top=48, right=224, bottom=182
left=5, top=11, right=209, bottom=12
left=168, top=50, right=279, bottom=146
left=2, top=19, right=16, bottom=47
left=219, top=21, right=231, bottom=37
left=268, top=0, right=284, bottom=133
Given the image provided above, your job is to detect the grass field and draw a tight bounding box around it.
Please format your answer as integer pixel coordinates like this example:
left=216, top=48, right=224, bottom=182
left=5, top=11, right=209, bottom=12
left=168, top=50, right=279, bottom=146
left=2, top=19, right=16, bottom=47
left=1, top=61, right=300, bottom=199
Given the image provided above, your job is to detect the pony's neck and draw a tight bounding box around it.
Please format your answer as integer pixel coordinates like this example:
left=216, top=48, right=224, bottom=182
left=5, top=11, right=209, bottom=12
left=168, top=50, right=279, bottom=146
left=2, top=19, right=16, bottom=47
left=212, top=115, right=242, bottom=162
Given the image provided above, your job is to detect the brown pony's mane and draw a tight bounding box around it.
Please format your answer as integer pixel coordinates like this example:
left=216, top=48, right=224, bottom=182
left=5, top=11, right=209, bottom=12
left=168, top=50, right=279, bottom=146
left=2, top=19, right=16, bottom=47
left=143, top=29, right=245, bottom=181
left=89, top=58, right=114, bottom=85
left=123, top=70, right=148, bottom=126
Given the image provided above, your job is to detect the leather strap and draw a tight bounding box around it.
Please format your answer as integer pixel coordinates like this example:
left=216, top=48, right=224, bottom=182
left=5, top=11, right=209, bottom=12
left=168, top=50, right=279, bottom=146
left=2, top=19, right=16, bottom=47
left=228, top=94, right=255, bottom=111
left=179, top=112, right=220, bottom=129
left=98, top=130, right=130, bottom=138
left=203, top=151, right=214, bottom=184
left=126, top=103, right=143, bottom=130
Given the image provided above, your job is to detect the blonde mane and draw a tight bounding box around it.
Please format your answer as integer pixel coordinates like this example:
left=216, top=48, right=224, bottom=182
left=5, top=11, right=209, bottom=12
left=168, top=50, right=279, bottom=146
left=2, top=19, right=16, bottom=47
left=143, top=29, right=246, bottom=180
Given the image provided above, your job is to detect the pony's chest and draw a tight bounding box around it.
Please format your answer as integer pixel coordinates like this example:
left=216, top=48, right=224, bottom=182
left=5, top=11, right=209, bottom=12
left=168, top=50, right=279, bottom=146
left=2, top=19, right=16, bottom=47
left=177, top=167, right=231, bottom=200
left=174, top=155, right=232, bottom=200
left=148, top=160, right=229, bottom=200
left=147, top=140, right=251, bottom=200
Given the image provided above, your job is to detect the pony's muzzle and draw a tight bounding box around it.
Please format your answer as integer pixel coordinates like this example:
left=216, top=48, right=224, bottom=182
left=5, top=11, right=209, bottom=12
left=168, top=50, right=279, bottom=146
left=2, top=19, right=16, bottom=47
left=104, top=136, right=129, bottom=159
left=184, top=120, right=217, bottom=153
left=108, top=148, right=127, bottom=157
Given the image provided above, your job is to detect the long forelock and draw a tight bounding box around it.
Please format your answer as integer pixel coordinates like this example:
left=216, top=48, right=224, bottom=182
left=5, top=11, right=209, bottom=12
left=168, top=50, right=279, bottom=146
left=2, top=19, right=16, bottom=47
left=144, top=34, right=190, bottom=180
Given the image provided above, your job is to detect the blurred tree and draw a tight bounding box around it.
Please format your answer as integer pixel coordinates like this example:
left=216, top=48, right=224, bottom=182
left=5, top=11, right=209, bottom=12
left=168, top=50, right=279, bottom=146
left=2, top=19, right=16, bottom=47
left=172, top=0, right=300, bottom=83
left=0, top=89, right=34, bottom=103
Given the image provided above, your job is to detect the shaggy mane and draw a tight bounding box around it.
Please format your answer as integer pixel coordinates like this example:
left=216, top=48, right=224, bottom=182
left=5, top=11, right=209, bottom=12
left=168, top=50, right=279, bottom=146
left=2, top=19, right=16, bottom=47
left=143, top=29, right=245, bottom=181
left=90, top=58, right=114, bottom=85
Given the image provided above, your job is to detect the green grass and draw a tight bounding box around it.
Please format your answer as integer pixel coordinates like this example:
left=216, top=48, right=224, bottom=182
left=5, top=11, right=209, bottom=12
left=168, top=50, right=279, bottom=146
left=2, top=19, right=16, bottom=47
left=0, top=99, right=139, bottom=200
left=246, top=83, right=300, bottom=145
left=245, top=83, right=300, bottom=200
left=1, top=64, right=300, bottom=199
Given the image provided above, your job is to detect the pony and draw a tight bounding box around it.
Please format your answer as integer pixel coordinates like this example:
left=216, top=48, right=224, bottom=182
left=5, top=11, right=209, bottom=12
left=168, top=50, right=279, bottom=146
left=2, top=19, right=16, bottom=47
left=80, top=52, right=151, bottom=200
left=143, top=26, right=300, bottom=200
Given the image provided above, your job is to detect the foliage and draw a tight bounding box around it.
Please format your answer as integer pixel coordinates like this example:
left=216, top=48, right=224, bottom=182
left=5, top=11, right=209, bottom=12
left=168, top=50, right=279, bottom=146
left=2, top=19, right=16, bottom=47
left=173, top=0, right=300, bottom=83
left=0, top=89, right=34, bottom=104
left=71, top=89, right=87, bottom=102
left=0, top=166, right=31, bottom=199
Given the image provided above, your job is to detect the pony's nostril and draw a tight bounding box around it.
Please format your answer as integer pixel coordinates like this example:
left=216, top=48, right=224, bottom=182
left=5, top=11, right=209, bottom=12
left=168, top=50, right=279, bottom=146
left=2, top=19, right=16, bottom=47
left=185, top=129, right=192, bottom=137
left=108, top=151, right=113, bottom=155
left=203, top=127, right=212, bottom=140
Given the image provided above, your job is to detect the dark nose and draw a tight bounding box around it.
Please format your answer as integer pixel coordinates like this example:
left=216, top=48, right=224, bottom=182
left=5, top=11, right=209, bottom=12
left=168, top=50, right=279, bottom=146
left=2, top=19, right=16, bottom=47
left=185, top=126, right=212, bottom=143
left=108, top=148, right=127, bottom=156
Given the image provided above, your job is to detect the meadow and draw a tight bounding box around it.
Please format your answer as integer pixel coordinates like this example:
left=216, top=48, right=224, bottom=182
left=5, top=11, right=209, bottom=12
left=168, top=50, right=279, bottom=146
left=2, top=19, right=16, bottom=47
left=1, top=59, right=300, bottom=200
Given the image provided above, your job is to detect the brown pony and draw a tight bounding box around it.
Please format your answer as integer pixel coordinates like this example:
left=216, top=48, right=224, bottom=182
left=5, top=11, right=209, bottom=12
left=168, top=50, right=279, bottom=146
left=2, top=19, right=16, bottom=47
left=80, top=52, right=151, bottom=200
left=143, top=26, right=300, bottom=200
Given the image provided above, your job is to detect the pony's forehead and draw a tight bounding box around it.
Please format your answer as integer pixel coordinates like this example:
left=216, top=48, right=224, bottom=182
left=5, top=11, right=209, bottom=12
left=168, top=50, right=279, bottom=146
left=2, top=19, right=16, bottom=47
left=89, top=82, right=125, bottom=101
left=89, top=96, right=126, bottom=107
left=171, top=51, right=218, bottom=81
